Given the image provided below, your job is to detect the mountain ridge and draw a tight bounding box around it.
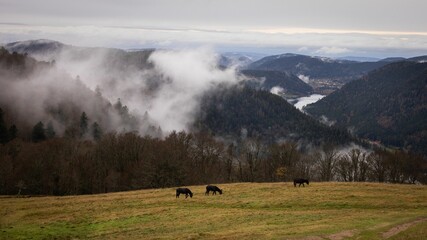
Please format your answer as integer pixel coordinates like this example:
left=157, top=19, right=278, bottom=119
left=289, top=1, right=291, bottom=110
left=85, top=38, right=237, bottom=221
left=305, top=61, right=427, bottom=155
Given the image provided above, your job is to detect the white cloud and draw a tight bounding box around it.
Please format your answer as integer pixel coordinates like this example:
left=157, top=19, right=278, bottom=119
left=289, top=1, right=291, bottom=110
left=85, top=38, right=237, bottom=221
left=147, top=48, right=239, bottom=132
left=297, top=74, right=310, bottom=83
left=297, top=46, right=309, bottom=52
left=0, top=44, right=242, bottom=136
left=294, top=94, right=325, bottom=110
left=270, top=86, right=284, bottom=96
left=1, top=23, right=427, bottom=58
left=315, top=46, right=352, bottom=55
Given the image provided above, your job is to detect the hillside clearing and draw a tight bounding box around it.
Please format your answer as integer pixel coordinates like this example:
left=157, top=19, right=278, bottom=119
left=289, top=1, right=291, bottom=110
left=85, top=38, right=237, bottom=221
left=1, top=182, right=426, bottom=239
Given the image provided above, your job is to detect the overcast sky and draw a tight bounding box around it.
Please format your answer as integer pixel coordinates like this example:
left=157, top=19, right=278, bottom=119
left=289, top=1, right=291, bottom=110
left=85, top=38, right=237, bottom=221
left=1, top=0, right=427, bottom=57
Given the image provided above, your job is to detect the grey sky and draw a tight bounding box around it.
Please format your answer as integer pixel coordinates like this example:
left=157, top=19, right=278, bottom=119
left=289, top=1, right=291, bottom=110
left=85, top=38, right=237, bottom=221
left=1, top=0, right=427, bottom=57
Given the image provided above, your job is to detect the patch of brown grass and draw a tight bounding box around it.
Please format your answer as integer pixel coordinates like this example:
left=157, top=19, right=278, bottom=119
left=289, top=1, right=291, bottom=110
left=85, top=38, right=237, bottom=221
left=0, top=182, right=426, bottom=239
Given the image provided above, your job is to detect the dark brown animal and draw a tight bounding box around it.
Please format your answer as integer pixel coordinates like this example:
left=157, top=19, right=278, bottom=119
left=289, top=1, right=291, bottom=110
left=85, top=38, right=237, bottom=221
left=176, top=188, right=193, bottom=198
left=293, top=178, right=309, bottom=187
left=205, top=185, right=223, bottom=195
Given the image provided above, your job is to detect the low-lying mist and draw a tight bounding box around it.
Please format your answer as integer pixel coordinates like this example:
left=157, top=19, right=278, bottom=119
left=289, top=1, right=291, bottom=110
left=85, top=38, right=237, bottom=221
left=0, top=46, right=241, bottom=137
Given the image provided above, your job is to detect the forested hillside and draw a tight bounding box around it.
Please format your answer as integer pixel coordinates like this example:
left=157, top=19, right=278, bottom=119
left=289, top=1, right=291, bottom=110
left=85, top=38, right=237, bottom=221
left=195, top=86, right=353, bottom=146
left=241, top=69, right=313, bottom=97
left=305, top=61, right=427, bottom=155
left=0, top=47, right=148, bottom=139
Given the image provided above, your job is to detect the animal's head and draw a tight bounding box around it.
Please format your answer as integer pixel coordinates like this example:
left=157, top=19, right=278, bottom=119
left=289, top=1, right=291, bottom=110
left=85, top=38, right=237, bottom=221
left=189, top=192, right=193, bottom=198
left=218, top=189, right=223, bottom=195
left=306, top=180, right=310, bottom=185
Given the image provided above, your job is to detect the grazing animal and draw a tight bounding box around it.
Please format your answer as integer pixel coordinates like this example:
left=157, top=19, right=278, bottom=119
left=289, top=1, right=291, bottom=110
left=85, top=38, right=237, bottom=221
left=294, top=178, right=309, bottom=187
left=176, top=188, right=193, bottom=198
left=205, top=185, right=223, bottom=195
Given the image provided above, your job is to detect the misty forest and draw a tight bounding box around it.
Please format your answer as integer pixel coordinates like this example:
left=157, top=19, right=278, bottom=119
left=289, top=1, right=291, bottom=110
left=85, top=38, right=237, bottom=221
left=0, top=41, right=426, bottom=195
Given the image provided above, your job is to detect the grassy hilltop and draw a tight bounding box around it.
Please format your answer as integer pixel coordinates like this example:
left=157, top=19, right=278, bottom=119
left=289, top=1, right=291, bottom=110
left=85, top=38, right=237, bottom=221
left=1, top=182, right=426, bottom=239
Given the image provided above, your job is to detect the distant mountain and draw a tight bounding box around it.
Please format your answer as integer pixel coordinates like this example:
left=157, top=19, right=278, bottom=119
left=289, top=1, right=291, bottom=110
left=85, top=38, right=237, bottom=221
left=218, top=52, right=270, bottom=69
left=246, top=53, right=389, bottom=93
left=408, top=55, right=427, bottom=63
left=246, top=53, right=388, bottom=79
left=240, top=69, right=313, bottom=98
left=378, top=56, right=427, bottom=63
left=337, top=56, right=380, bottom=62
left=305, top=61, right=427, bottom=155
left=5, top=39, right=65, bottom=57
left=378, top=57, right=407, bottom=63
left=222, top=52, right=267, bottom=61
left=195, top=86, right=354, bottom=146
left=4, top=39, right=155, bottom=70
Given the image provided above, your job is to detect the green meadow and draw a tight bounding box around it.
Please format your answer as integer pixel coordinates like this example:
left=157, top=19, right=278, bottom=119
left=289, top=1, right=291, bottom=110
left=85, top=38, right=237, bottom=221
left=1, top=182, right=426, bottom=239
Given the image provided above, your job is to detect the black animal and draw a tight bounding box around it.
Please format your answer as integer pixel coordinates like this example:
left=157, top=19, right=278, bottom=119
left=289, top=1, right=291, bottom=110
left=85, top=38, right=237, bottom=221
left=293, top=178, right=309, bottom=187
left=205, top=185, right=223, bottom=195
left=176, top=188, right=193, bottom=198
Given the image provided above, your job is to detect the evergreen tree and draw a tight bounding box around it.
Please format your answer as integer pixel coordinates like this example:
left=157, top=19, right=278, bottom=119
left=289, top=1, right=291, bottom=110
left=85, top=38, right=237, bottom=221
left=92, top=122, right=102, bottom=141
left=80, top=112, right=89, bottom=137
left=114, top=98, right=123, bottom=111
left=0, top=108, right=8, bottom=144
left=8, top=125, right=18, bottom=141
left=45, top=121, right=56, bottom=139
left=32, top=121, right=46, bottom=142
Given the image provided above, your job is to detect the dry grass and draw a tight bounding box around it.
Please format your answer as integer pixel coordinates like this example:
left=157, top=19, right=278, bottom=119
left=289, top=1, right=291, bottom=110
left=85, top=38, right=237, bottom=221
left=0, top=182, right=426, bottom=239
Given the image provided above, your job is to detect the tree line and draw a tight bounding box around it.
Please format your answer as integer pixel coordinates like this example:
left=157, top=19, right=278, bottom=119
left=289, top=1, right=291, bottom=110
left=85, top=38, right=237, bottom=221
left=0, top=125, right=425, bottom=195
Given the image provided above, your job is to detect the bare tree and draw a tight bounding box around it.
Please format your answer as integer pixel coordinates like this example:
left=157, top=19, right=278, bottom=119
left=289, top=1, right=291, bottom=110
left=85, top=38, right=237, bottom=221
left=336, top=155, right=352, bottom=182
left=241, top=139, right=265, bottom=182
left=368, top=149, right=388, bottom=182
left=315, top=145, right=340, bottom=181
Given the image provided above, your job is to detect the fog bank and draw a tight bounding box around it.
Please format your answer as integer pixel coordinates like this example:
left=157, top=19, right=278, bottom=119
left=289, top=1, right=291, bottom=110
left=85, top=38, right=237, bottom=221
left=0, top=46, right=241, bottom=136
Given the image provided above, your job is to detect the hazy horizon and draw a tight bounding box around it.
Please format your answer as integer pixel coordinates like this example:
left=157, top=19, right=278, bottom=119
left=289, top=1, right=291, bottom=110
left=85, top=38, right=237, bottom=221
left=1, top=0, right=427, bottom=58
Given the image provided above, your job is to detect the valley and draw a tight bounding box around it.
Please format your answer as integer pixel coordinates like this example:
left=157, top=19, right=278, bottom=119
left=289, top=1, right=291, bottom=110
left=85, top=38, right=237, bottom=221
left=1, top=1, right=427, bottom=239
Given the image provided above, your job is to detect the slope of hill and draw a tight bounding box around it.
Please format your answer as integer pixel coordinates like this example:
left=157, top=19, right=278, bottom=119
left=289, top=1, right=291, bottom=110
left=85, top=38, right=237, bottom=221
left=305, top=61, right=427, bottom=155
left=1, top=182, right=426, bottom=239
left=195, top=86, right=352, bottom=145
left=0, top=47, right=146, bottom=138
left=240, top=69, right=313, bottom=98
left=408, top=55, right=427, bottom=63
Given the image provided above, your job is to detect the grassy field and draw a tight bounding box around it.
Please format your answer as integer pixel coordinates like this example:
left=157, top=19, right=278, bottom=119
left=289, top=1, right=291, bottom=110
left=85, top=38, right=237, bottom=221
left=0, top=182, right=426, bottom=239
